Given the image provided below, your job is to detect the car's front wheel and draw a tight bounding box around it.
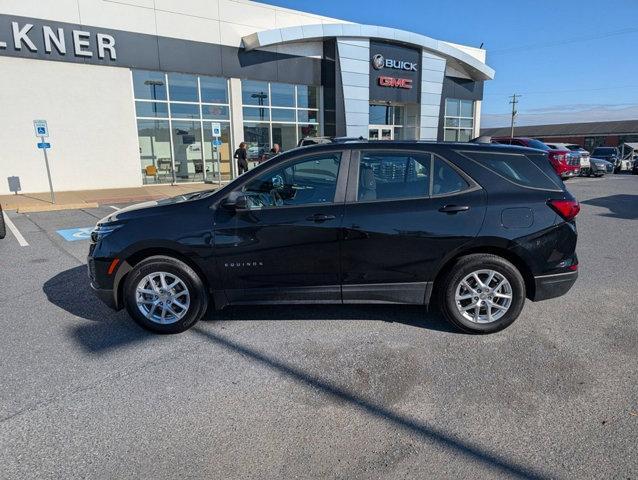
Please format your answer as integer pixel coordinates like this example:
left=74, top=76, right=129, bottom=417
left=438, top=254, right=526, bottom=334
left=123, top=255, right=208, bottom=334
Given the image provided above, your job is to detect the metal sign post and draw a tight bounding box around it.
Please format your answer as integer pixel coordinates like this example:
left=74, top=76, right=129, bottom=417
left=211, top=123, right=222, bottom=187
left=33, top=120, right=55, bottom=204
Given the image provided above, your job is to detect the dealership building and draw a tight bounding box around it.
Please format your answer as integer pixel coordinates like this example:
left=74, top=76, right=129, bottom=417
left=0, top=0, right=494, bottom=194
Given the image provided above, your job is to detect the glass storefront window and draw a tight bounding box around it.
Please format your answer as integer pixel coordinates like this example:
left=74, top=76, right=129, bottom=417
left=271, top=83, right=295, bottom=107
left=272, top=123, right=297, bottom=152
left=369, top=105, right=392, bottom=125
left=135, top=101, right=168, bottom=118
left=137, top=119, right=173, bottom=184
left=200, top=76, right=228, bottom=104
left=241, top=81, right=321, bottom=159
left=297, top=85, right=318, bottom=109
left=298, top=109, right=319, bottom=123
left=168, top=73, right=199, bottom=102
left=444, top=98, right=474, bottom=142
left=170, top=103, right=200, bottom=119
left=242, top=80, right=269, bottom=106
left=201, top=105, right=230, bottom=120
left=132, top=70, right=167, bottom=101
left=171, top=120, right=204, bottom=182
left=203, top=122, right=232, bottom=181
left=271, top=108, right=296, bottom=122
left=243, top=123, right=271, bottom=160
left=243, top=107, right=270, bottom=122
left=133, top=70, right=232, bottom=183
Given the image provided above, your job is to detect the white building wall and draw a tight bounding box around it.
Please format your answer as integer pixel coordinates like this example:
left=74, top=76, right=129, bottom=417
left=336, top=38, right=369, bottom=139
left=419, top=50, right=446, bottom=141
left=0, top=0, right=344, bottom=47
left=0, top=56, right=140, bottom=194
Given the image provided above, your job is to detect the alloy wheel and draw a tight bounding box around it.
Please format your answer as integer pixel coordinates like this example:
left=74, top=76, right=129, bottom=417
left=135, top=272, right=190, bottom=324
left=454, top=269, right=513, bottom=324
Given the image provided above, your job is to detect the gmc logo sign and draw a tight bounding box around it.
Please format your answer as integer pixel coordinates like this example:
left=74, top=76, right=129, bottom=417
left=378, top=76, right=413, bottom=89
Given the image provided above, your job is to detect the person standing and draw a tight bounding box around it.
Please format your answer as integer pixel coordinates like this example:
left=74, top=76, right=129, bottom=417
left=234, top=142, right=249, bottom=175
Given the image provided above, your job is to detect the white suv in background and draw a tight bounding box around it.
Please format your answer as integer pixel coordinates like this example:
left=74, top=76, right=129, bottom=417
left=547, top=143, right=591, bottom=173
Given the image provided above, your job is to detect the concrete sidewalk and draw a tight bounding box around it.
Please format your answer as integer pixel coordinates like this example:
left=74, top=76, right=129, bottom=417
left=0, top=183, right=225, bottom=212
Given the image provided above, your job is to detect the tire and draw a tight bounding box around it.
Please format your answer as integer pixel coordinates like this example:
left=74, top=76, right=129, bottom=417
left=123, top=255, right=208, bottom=334
left=0, top=205, right=5, bottom=240
left=437, top=254, right=526, bottom=334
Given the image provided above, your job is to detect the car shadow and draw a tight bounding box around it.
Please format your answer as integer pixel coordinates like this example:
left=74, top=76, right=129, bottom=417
left=44, top=266, right=460, bottom=354
left=582, top=194, right=638, bottom=220
left=43, top=265, right=153, bottom=353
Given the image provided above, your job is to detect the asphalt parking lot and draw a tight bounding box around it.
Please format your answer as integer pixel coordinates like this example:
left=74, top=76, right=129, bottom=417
left=1, top=175, right=636, bottom=479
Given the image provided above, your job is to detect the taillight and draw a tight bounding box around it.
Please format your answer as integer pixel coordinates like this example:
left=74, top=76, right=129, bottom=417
left=548, top=199, right=580, bottom=221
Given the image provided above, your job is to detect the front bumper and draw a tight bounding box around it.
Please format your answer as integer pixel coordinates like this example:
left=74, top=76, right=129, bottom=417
left=532, top=270, right=578, bottom=301
left=90, top=282, right=119, bottom=310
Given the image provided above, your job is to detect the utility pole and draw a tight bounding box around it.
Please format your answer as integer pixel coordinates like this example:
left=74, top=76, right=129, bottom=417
left=509, top=94, right=521, bottom=139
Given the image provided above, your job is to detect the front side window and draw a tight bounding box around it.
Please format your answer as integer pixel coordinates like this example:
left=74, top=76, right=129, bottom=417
left=358, top=152, right=432, bottom=201
left=242, top=153, right=341, bottom=208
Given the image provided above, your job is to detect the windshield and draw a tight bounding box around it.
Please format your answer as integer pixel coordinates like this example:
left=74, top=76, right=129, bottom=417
left=593, top=147, right=616, bottom=154
left=527, top=139, right=550, bottom=151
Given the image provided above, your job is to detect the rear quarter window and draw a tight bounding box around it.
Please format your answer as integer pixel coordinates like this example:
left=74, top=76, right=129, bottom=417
left=458, top=150, right=563, bottom=190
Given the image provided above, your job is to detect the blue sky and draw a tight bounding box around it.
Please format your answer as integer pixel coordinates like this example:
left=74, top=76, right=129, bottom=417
left=261, top=0, right=638, bottom=127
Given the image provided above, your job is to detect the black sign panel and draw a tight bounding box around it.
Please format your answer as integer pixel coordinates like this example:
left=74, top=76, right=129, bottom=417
left=369, top=41, right=421, bottom=104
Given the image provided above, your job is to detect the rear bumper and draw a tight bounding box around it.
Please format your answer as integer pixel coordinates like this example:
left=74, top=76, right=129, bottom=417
left=531, top=271, right=578, bottom=301
left=560, top=168, right=580, bottom=179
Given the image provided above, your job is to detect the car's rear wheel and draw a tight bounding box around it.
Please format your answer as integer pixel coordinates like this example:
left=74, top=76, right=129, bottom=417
left=438, top=254, right=526, bottom=334
left=123, top=255, right=208, bottom=334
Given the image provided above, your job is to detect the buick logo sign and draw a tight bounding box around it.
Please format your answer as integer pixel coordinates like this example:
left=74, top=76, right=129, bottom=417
left=371, top=53, right=418, bottom=72
left=372, top=54, right=385, bottom=70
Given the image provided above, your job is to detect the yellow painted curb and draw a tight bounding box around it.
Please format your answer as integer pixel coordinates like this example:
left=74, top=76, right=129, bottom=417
left=17, top=202, right=100, bottom=213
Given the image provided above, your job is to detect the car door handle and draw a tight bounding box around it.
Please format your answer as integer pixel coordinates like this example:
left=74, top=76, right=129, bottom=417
left=439, top=205, right=470, bottom=214
left=306, top=213, right=336, bottom=222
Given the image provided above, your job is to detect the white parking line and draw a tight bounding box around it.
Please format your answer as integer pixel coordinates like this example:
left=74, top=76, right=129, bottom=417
left=109, top=206, right=121, bottom=211
left=2, top=211, right=29, bottom=247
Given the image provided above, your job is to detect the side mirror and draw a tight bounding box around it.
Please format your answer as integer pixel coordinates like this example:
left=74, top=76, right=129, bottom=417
left=223, top=191, right=249, bottom=211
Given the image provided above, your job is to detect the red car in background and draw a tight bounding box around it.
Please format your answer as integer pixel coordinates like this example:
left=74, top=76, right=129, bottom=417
left=492, top=137, right=580, bottom=179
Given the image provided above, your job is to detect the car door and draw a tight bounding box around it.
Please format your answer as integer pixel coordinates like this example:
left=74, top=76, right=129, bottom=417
left=340, top=149, right=486, bottom=304
left=213, top=149, right=349, bottom=304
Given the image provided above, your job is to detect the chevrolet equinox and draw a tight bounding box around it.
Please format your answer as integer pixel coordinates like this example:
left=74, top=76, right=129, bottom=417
left=88, top=141, right=579, bottom=334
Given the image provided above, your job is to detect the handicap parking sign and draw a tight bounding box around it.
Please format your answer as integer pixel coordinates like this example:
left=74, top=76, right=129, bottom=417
left=33, top=119, right=49, bottom=138
left=57, top=227, right=93, bottom=242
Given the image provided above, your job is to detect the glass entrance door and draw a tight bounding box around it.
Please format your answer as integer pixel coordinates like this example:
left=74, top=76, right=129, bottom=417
left=369, top=126, right=394, bottom=140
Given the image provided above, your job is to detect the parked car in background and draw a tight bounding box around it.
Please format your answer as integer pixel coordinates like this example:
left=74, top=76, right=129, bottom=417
left=588, top=157, right=608, bottom=177
left=591, top=147, right=620, bottom=172
left=618, top=143, right=638, bottom=173
left=88, top=141, right=579, bottom=335
left=547, top=143, right=591, bottom=175
left=492, top=137, right=580, bottom=179
left=633, top=156, right=638, bottom=175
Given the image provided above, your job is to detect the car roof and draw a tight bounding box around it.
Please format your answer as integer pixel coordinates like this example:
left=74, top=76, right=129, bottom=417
left=290, top=140, right=548, bottom=155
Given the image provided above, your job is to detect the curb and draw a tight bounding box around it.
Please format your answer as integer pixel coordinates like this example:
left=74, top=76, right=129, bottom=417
left=17, top=202, right=100, bottom=213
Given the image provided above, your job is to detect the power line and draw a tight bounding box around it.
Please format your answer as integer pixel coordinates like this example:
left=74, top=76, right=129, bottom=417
left=490, top=27, right=638, bottom=55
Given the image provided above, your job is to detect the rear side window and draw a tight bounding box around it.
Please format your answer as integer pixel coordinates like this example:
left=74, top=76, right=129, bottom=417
left=459, top=151, right=562, bottom=190
left=358, top=151, right=431, bottom=201
left=432, top=157, right=470, bottom=195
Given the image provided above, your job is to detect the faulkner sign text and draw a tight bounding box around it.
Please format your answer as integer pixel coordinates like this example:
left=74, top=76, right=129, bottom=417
left=0, top=21, right=117, bottom=60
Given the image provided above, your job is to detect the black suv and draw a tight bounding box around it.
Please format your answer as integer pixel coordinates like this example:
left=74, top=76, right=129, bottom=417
left=88, top=142, right=579, bottom=334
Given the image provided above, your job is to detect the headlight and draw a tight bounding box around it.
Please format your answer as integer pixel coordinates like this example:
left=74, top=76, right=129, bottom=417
left=91, top=223, right=123, bottom=242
